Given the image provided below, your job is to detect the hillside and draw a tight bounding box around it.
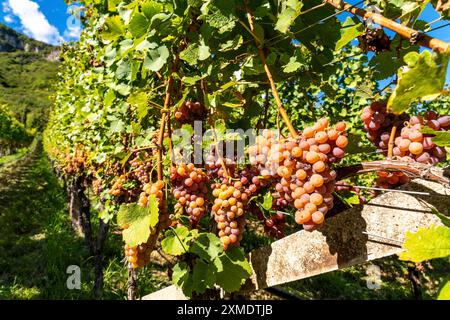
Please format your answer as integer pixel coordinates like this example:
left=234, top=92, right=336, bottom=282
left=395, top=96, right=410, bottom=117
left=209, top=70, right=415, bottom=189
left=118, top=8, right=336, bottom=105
left=0, top=23, right=53, bottom=54
left=0, top=24, right=60, bottom=131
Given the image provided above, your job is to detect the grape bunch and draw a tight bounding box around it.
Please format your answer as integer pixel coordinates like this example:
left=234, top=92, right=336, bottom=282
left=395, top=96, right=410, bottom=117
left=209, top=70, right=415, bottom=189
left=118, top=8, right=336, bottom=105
left=171, top=163, right=209, bottom=227
left=361, top=101, right=408, bottom=151
left=130, top=152, right=153, bottom=185
left=391, top=112, right=449, bottom=164
left=174, top=101, right=207, bottom=124
left=375, top=171, right=410, bottom=189
left=211, top=167, right=263, bottom=250
left=249, top=119, right=348, bottom=230
left=124, top=242, right=153, bottom=269
left=109, top=175, right=127, bottom=197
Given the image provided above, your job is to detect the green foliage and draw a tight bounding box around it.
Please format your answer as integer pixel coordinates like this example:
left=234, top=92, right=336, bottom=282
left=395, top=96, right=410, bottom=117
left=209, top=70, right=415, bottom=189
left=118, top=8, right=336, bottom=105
left=421, top=126, right=450, bottom=147
left=399, top=225, right=450, bottom=263
left=335, top=17, right=365, bottom=51
left=438, top=278, right=450, bottom=300
left=167, top=228, right=252, bottom=297
left=387, top=50, right=450, bottom=114
left=0, top=104, right=33, bottom=153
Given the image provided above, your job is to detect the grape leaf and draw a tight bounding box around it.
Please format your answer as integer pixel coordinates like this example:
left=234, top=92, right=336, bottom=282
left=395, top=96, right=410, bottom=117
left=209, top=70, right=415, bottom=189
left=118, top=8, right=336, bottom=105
left=335, top=17, right=365, bottom=51
left=172, top=262, right=194, bottom=297
left=104, top=89, right=116, bottom=107
left=117, top=196, right=159, bottom=246
left=369, top=36, right=419, bottom=81
left=142, top=0, right=164, bottom=20
left=192, top=260, right=217, bottom=294
left=116, top=59, right=131, bottom=80
left=214, top=246, right=252, bottom=292
left=143, top=45, right=170, bottom=72
left=438, top=279, right=450, bottom=300
left=387, top=50, right=450, bottom=114
left=190, top=233, right=223, bottom=261
left=399, top=225, right=450, bottom=262
left=129, top=12, right=149, bottom=38
left=275, top=0, right=303, bottom=33
left=421, top=126, right=450, bottom=147
left=161, top=226, right=193, bottom=256
left=260, top=191, right=273, bottom=211
left=180, top=43, right=199, bottom=66
left=103, top=16, right=125, bottom=41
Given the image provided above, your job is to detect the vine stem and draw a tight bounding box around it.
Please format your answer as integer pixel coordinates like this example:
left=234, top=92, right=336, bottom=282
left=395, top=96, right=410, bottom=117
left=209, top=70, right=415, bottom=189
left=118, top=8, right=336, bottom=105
left=387, top=125, right=397, bottom=159
left=157, top=54, right=180, bottom=181
left=201, top=79, right=230, bottom=178
left=336, top=159, right=450, bottom=185
left=244, top=8, right=299, bottom=138
left=324, top=0, right=450, bottom=53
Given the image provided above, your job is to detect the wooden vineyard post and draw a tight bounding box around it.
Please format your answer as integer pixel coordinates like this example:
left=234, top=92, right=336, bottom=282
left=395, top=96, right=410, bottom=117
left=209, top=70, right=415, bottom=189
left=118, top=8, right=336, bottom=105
left=325, top=0, right=450, bottom=53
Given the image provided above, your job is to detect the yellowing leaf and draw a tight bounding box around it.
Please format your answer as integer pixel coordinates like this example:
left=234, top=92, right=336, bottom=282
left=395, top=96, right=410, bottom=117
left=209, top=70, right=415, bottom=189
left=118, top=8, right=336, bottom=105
left=387, top=50, right=450, bottom=114
left=438, top=279, right=450, bottom=300
left=117, top=196, right=159, bottom=246
left=399, top=225, right=450, bottom=263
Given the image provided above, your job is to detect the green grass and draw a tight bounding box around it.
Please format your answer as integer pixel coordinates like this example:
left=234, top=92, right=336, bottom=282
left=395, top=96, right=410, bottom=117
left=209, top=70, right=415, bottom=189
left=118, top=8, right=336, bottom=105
left=0, top=140, right=169, bottom=299
left=0, top=148, right=27, bottom=166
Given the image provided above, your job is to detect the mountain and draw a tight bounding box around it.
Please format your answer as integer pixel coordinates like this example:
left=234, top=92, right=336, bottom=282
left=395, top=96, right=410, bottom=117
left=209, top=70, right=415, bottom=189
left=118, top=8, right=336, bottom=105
left=0, top=23, right=53, bottom=54
left=0, top=24, right=60, bottom=131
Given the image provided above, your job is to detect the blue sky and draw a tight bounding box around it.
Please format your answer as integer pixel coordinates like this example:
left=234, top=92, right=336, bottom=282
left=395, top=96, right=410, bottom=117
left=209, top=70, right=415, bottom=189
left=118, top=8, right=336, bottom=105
left=0, top=0, right=448, bottom=84
left=0, top=0, right=81, bottom=44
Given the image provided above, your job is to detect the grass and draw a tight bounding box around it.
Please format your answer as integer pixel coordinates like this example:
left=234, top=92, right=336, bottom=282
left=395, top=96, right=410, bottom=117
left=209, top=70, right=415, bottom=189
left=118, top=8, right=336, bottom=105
left=0, top=139, right=169, bottom=299
left=0, top=148, right=27, bottom=167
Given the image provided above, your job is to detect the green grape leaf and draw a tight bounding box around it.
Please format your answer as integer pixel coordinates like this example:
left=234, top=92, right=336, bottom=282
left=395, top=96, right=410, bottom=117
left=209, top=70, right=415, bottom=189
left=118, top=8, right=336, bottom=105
left=260, top=191, right=273, bottom=211
left=387, top=50, right=450, bottom=114
left=214, top=246, right=252, bottom=293
left=190, top=233, right=223, bottom=261
left=103, top=15, right=125, bottom=41
left=204, top=2, right=237, bottom=34
left=180, top=43, right=199, bottom=66
left=421, top=126, right=450, bottom=147
left=143, top=45, right=170, bottom=72
left=116, top=59, right=131, bottom=80
left=104, top=89, right=116, bottom=107
left=219, top=34, right=243, bottom=52
left=142, top=0, right=164, bottom=20
left=369, top=36, right=419, bottom=81
left=438, top=279, right=450, bottom=300
left=198, top=43, right=211, bottom=61
left=117, top=196, right=159, bottom=246
left=192, top=260, right=217, bottom=294
left=172, top=262, right=194, bottom=298
left=275, top=0, right=303, bottom=33
left=399, top=225, right=450, bottom=262
left=283, top=56, right=302, bottom=73
left=161, top=235, right=189, bottom=256
left=161, top=226, right=190, bottom=256
left=129, top=12, right=150, bottom=38
left=338, top=189, right=361, bottom=206
left=335, top=17, right=365, bottom=51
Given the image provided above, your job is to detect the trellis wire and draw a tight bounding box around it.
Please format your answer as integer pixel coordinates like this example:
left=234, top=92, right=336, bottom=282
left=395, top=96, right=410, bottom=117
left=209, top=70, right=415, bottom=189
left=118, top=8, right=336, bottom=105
left=267, top=0, right=366, bottom=47
left=335, top=183, right=450, bottom=197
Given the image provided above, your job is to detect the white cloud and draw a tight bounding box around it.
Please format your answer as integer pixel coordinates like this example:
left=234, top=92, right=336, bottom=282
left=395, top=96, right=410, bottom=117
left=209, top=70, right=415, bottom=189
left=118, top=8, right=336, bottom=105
left=4, top=15, right=14, bottom=23
left=5, top=0, right=63, bottom=45
left=63, top=24, right=82, bottom=40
